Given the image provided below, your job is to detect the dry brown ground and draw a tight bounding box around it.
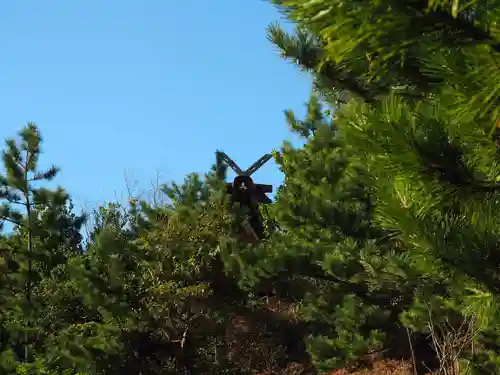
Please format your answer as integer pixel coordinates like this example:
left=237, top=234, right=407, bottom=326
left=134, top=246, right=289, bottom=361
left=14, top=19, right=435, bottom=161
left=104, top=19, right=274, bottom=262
left=328, top=360, right=414, bottom=375
left=229, top=297, right=422, bottom=375
left=254, top=359, right=417, bottom=375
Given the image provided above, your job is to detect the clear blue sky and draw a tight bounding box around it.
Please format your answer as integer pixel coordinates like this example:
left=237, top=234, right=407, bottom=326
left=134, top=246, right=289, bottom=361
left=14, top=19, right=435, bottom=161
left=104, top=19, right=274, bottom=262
left=0, top=1, right=311, bottom=212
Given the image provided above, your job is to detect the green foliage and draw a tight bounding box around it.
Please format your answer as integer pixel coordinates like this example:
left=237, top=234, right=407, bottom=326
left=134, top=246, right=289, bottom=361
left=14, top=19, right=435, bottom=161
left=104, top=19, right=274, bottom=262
left=235, top=93, right=420, bottom=371
left=263, top=0, right=500, bottom=372
left=2, top=2, right=500, bottom=373
left=0, top=123, right=85, bottom=371
left=0, top=126, right=296, bottom=374
left=269, top=0, right=500, bottom=111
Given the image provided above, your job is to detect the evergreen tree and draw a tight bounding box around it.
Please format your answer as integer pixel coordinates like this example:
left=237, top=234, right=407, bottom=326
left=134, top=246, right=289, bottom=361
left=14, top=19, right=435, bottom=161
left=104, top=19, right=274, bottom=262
left=0, top=123, right=88, bottom=373
left=265, top=0, right=500, bottom=373
left=238, top=93, right=432, bottom=372
left=0, top=122, right=323, bottom=374
left=0, top=123, right=68, bottom=364
left=51, top=167, right=295, bottom=374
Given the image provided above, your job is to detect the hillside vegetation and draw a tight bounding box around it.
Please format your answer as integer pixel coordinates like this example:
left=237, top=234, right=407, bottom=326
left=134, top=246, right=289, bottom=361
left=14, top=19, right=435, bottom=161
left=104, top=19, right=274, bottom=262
left=1, top=0, right=500, bottom=373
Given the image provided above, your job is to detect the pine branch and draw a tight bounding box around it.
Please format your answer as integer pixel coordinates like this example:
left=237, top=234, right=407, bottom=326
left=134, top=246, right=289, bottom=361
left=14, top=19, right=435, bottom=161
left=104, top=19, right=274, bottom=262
left=403, top=0, right=500, bottom=52
left=0, top=214, right=26, bottom=228
left=268, top=24, right=376, bottom=103
left=32, top=166, right=59, bottom=181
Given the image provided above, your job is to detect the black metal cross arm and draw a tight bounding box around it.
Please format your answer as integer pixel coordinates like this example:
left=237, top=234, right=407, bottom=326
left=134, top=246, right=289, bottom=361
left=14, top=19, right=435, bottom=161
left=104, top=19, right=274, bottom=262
left=216, top=151, right=244, bottom=175
left=216, top=151, right=273, bottom=177
left=244, top=154, right=273, bottom=177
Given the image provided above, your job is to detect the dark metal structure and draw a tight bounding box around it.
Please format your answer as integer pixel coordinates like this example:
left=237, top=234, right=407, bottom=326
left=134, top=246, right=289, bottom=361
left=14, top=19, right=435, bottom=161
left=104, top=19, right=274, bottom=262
left=216, top=151, right=273, bottom=241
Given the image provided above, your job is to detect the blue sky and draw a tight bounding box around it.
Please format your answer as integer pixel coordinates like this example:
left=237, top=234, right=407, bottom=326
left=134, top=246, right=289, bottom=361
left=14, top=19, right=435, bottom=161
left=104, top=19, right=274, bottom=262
left=0, top=0, right=311, bottom=212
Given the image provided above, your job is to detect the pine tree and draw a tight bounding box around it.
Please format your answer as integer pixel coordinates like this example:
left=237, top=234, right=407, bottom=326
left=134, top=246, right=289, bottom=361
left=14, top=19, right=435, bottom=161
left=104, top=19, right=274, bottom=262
left=263, top=0, right=500, bottom=372
left=237, top=93, right=429, bottom=372
left=56, top=168, right=277, bottom=374
left=269, top=0, right=500, bottom=109
left=0, top=121, right=321, bottom=374
left=0, top=123, right=69, bottom=365
left=131, top=168, right=312, bottom=374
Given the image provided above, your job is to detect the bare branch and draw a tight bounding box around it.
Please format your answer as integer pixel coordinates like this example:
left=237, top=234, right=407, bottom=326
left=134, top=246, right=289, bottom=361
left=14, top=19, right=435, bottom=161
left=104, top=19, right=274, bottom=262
left=406, top=326, right=418, bottom=375
left=426, top=304, right=480, bottom=375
